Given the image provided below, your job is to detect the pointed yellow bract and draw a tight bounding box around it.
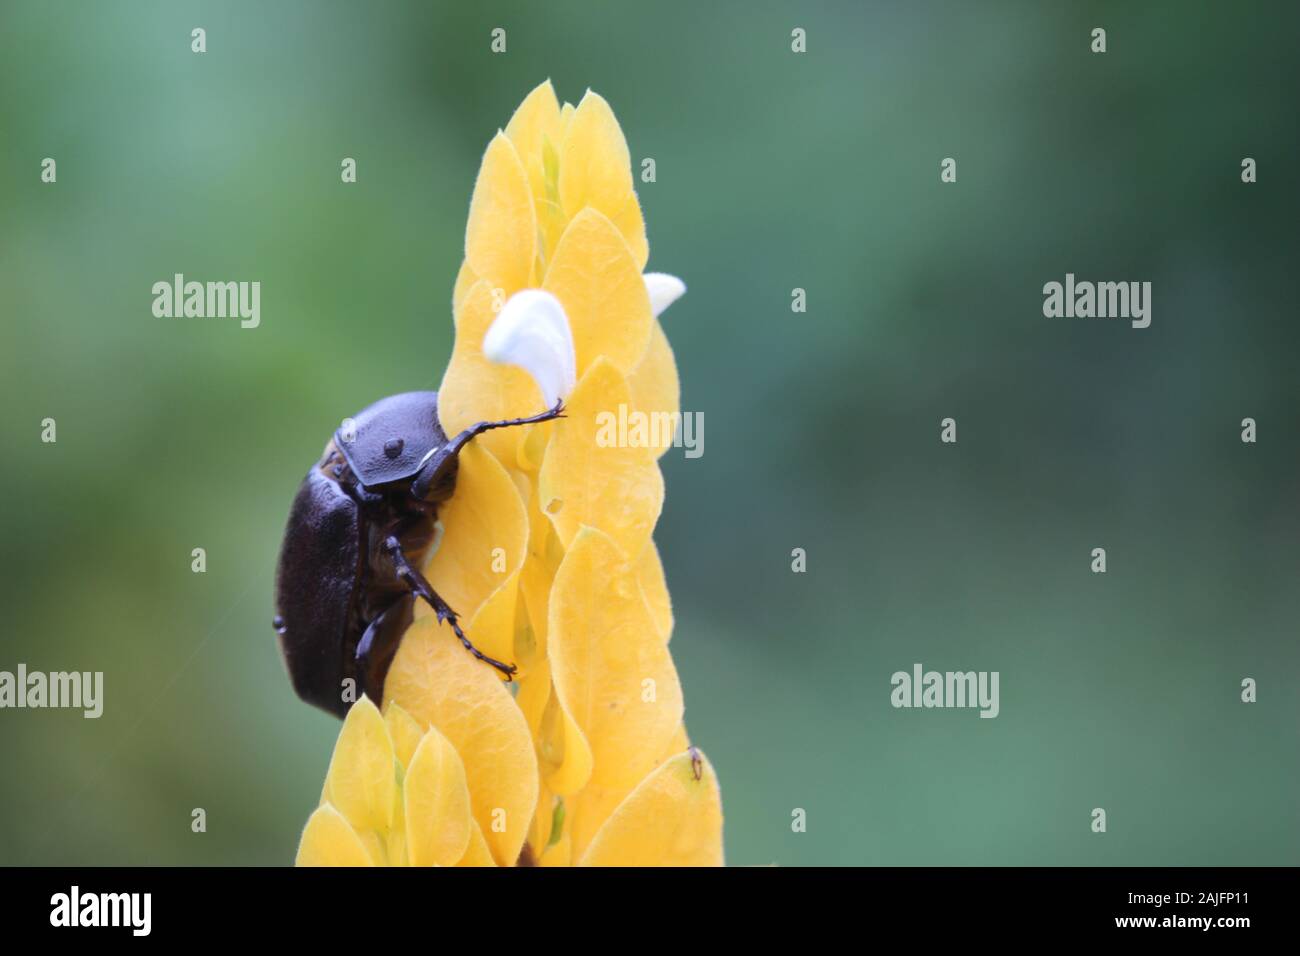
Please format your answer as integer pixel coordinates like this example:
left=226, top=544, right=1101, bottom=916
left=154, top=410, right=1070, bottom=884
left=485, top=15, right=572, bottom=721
left=559, top=90, right=648, bottom=270
left=578, top=750, right=724, bottom=867
left=538, top=358, right=664, bottom=559
left=384, top=700, right=424, bottom=769
left=542, top=207, right=653, bottom=375
left=521, top=660, right=593, bottom=797
left=504, top=80, right=565, bottom=263
left=538, top=676, right=594, bottom=796
left=297, top=803, right=377, bottom=867
left=322, top=696, right=395, bottom=833
left=465, top=132, right=536, bottom=295
left=383, top=616, right=539, bottom=866
left=404, top=725, right=473, bottom=867
left=549, top=526, right=683, bottom=790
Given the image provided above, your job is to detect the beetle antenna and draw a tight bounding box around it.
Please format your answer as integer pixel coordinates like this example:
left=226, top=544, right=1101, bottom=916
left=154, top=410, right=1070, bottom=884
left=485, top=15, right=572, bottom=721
left=412, top=400, right=565, bottom=499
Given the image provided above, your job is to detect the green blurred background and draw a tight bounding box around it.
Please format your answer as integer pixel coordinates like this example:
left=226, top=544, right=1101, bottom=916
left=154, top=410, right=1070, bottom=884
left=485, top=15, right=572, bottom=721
left=2, top=1, right=1297, bottom=866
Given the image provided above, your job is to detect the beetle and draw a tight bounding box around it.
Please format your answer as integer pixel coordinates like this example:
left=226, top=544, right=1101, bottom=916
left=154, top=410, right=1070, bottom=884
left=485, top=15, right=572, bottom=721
left=273, top=391, right=562, bottom=718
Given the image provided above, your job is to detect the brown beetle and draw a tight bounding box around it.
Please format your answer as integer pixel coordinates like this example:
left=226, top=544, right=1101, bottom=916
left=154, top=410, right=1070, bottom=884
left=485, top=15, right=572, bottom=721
left=273, top=391, right=561, bottom=718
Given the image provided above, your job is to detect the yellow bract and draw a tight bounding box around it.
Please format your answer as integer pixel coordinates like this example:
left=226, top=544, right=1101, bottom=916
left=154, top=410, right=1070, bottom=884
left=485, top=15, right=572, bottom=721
left=542, top=208, right=652, bottom=375
left=558, top=90, right=648, bottom=270
left=296, top=696, right=489, bottom=868
left=578, top=750, right=724, bottom=867
left=504, top=80, right=563, bottom=205
left=549, top=526, right=683, bottom=790
left=537, top=671, right=594, bottom=797
left=537, top=357, right=664, bottom=559
left=404, top=725, right=472, bottom=867
left=385, top=700, right=424, bottom=769
left=384, top=617, right=538, bottom=867
left=503, top=80, right=567, bottom=267
left=297, top=803, right=376, bottom=867
left=321, top=696, right=394, bottom=832
left=465, top=132, right=536, bottom=295
left=296, top=82, right=722, bottom=868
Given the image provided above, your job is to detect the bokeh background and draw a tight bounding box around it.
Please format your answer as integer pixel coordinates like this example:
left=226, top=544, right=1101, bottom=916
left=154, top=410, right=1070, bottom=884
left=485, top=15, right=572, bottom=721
left=2, top=0, right=1298, bottom=866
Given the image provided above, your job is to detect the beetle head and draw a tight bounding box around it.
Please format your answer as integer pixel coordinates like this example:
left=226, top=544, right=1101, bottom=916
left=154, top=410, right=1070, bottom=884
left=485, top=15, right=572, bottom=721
left=334, top=391, right=447, bottom=490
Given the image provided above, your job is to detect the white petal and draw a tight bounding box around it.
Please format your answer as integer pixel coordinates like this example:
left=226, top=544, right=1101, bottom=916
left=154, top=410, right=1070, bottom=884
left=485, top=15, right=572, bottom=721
left=482, top=289, right=576, bottom=408
left=643, top=272, right=686, bottom=318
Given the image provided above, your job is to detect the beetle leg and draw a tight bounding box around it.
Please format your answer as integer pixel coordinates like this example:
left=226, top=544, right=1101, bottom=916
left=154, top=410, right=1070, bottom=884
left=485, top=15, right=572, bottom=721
left=382, top=535, right=518, bottom=681
left=354, top=596, right=414, bottom=702
left=411, top=400, right=565, bottom=499
left=354, top=597, right=403, bottom=663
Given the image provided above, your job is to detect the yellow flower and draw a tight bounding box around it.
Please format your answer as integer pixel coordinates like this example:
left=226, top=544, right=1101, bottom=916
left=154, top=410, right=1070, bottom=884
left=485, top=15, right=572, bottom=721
left=296, top=81, right=722, bottom=867
left=296, top=694, right=495, bottom=867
